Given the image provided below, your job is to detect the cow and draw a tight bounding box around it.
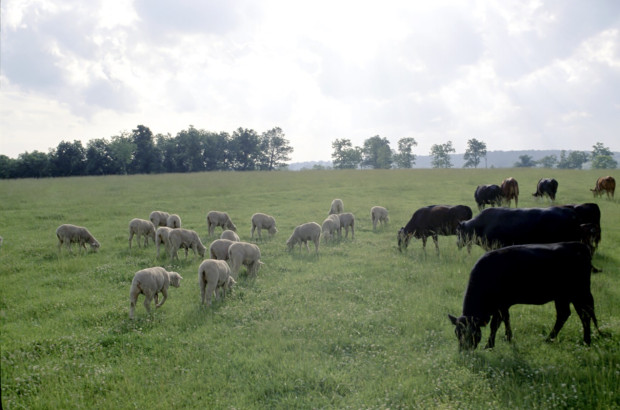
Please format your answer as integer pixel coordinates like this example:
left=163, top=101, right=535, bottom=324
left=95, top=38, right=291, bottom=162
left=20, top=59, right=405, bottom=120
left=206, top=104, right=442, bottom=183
left=398, top=205, right=472, bottom=253
left=533, top=178, right=558, bottom=201
left=456, top=207, right=597, bottom=253
left=559, top=203, right=601, bottom=250
left=448, top=242, right=601, bottom=351
left=590, top=176, right=615, bottom=199
left=474, top=184, right=503, bottom=211
left=500, top=177, right=519, bottom=207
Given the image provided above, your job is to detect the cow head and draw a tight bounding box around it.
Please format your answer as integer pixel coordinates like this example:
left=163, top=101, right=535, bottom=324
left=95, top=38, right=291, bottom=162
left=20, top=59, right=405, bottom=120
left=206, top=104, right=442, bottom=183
left=397, top=227, right=411, bottom=252
left=448, top=314, right=483, bottom=351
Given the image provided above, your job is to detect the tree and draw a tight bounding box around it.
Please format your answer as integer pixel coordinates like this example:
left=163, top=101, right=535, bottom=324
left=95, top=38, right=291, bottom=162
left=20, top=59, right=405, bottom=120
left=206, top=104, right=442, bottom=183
left=16, top=151, right=51, bottom=178
left=591, top=142, right=617, bottom=169
left=0, top=155, right=17, bottom=179
left=202, top=131, right=231, bottom=171
left=129, top=125, right=160, bottom=174
left=392, top=137, right=417, bottom=169
left=361, top=135, right=392, bottom=169
left=557, top=150, right=588, bottom=169
left=463, top=138, right=487, bottom=168
left=331, top=139, right=362, bottom=169
left=259, top=127, right=294, bottom=170
left=86, top=138, right=115, bottom=175
left=514, top=155, right=536, bottom=167
left=51, top=140, right=86, bottom=177
left=175, top=126, right=206, bottom=172
left=537, top=155, right=558, bottom=168
left=108, top=133, right=135, bottom=175
left=229, top=128, right=261, bottom=171
left=430, top=141, right=455, bottom=168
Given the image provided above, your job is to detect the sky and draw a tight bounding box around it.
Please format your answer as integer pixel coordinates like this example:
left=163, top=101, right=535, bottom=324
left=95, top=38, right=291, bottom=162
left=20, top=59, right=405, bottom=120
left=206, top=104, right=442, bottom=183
left=1, top=0, right=620, bottom=162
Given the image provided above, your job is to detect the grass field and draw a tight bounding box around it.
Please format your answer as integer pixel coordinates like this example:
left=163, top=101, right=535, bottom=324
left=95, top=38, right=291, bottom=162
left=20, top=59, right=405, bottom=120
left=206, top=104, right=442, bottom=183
left=1, top=168, right=619, bottom=409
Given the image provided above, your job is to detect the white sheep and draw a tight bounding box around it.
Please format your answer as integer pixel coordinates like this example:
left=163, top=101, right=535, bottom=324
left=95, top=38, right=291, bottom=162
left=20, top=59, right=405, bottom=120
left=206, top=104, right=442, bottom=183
left=166, top=214, right=182, bottom=229
left=286, top=222, right=321, bottom=255
left=228, top=241, right=263, bottom=279
left=337, top=212, right=356, bottom=239
left=168, top=228, right=207, bottom=260
left=220, top=230, right=240, bottom=241
left=206, top=211, right=237, bottom=236
left=328, top=198, right=344, bottom=215
left=198, top=259, right=236, bottom=306
left=149, top=211, right=170, bottom=227
left=321, top=214, right=341, bottom=242
left=128, top=218, right=156, bottom=249
left=129, top=267, right=182, bottom=319
left=370, top=206, right=389, bottom=231
left=155, top=226, right=173, bottom=258
left=209, top=238, right=235, bottom=260
left=251, top=213, right=278, bottom=239
left=56, top=224, right=100, bottom=254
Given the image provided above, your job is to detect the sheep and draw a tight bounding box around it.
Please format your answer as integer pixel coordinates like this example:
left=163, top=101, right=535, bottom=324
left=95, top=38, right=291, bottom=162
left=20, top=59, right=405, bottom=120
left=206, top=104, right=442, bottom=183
left=220, top=230, right=240, bottom=242
left=166, top=214, right=182, bottom=229
left=251, top=213, right=278, bottom=239
left=206, top=211, right=237, bottom=236
left=56, top=224, right=100, bottom=254
left=370, top=206, right=389, bottom=231
left=149, top=211, right=170, bottom=227
left=128, top=218, right=156, bottom=249
left=321, top=214, right=341, bottom=242
left=198, top=259, right=236, bottom=306
left=209, top=238, right=235, bottom=260
left=129, top=267, right=182, bottom=319
left=155, top=226, right=173, bottom=258
left=337, top=212, right=356, bottom=239
left=328, top=198, right=344, bottom=215
left=168, top=228, right=207, bottom=260
left=228, top=241, right=263, bottom=279
left=286, top=222, right=321, bottom=255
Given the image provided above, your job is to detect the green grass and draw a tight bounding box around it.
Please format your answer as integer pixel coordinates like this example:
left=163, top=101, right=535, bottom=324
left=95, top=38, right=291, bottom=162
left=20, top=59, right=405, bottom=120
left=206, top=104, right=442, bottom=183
left=1, top=168, right=619, bottom=409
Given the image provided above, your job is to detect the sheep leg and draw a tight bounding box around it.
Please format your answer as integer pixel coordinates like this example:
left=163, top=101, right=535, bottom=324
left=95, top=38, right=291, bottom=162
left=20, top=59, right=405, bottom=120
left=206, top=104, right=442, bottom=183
left=129, top=232, right=134, bottom=249
left=156, top=288, right=168, bottom=308
left=129, top=289, right=140, bottom=319
left=200, top=276, right=207, bottom=304
left=251, top=225, right=256, bottom=239
left=143, top=292, right=154, bottom=314
left=351, top=224, right=354, bottom=239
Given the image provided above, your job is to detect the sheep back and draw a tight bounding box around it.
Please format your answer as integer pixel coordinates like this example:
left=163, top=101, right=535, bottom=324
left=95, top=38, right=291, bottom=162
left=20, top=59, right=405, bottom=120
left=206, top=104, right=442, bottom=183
left=209, top=238, right=235, bottom=260
left=166, top=214, right=182, bottom=229
left=150, top=211, right=170, bottom=227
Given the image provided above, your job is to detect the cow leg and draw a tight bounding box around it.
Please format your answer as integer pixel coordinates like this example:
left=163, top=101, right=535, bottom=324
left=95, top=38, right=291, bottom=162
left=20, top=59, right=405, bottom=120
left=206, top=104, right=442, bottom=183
left=421, top=236, right=427, bottom=251
left=485, top=312, right=502, bottom=349
left=432, top=234, right=439, bottom=254
left=547, top=300, right=571, bottom=342
left=501, top=308, right=512, bottom=342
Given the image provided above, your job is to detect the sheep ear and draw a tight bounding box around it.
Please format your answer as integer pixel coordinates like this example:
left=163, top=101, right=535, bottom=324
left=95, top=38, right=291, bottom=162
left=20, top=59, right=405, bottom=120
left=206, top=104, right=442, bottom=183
left=448, top=314, right=458, bottom=326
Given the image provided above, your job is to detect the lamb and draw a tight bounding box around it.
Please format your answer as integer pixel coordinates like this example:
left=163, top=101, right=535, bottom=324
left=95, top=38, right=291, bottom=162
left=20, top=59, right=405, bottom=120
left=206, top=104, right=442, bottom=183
left=220, top=230, right=240, bottom=241
left=328, top=198, right=344, bottom=215
left=251, top=213, right=278, bottom=239
left=149, top=211, right=170, bottom=227
left=56, top=224, right=100, bottom=253
left=128, top=218, right=156, bottom=249
left=166, top=214, right=182, bottom=229
left=209, top=238, right=235, bottom=260
left=286, top=222, right=321, bottom=255
left=321, top=214, right=341, bottom=242
left=370, top=206, right=389, bottom=231
left=155, top=226, right=173, bottom=258
left=168, top=228, right=207, bottom=260
left=206, top=211, right=237, bottom=236
left=129, top=267, right=182, bottom=319
left=198, top=259, right=236, bottom=306
left=337, top=212, right=356, bottom=239
left=228, top=241, right=263, bottom=278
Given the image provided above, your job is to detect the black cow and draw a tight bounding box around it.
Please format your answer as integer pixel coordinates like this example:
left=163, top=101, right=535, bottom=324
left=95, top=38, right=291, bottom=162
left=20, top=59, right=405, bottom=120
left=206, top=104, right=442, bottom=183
left=474, top=184, right=503, bottom=211
left=456, top=207, right=596, bottom=253
left=560, top=203, right=601, bottom=250
left=448, top=242, right=601, bottom=351
left=398, top=205, right=472, bottom=252
left=533, top=178, right=558, bottom=201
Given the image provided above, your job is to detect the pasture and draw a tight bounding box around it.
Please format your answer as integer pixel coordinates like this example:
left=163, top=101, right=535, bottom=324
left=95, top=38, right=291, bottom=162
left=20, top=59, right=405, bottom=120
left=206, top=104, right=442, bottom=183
left=1, top=168, right=618, bottom=409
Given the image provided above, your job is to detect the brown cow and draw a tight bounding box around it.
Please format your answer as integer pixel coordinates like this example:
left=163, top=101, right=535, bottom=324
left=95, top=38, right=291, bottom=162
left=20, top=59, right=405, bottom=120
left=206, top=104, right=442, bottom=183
left=500, top=177, right=519, bottom=207
left=590, top=176, right=615, bottom=199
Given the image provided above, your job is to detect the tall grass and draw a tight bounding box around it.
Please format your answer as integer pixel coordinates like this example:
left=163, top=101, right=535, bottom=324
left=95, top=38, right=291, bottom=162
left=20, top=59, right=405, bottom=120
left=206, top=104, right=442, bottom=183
left=1, top=169, right=618, bottom=409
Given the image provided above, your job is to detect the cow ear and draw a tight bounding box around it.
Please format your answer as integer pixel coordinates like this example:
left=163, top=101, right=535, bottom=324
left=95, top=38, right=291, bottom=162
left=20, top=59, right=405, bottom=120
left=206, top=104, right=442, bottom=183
left=448, top=314, right=458, bottom=325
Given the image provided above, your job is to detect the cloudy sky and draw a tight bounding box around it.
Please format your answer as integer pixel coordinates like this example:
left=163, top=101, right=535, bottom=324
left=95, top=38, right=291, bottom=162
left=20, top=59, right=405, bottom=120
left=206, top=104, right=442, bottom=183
left=1, top=0, right=619, bottom=162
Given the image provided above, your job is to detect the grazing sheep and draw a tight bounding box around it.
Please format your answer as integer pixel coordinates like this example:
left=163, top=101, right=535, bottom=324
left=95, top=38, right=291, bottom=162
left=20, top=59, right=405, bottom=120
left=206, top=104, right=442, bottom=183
left=149, top=211, right=170, bottom=227
left=370, top=206, right=389, bottom=231
left=321, top=214, right=341, bottom=242
left=287, top=222, right=321, bottom=255
left=129, top=267, right=182, bottom=319
left=206, top=211, right=237, bottom=236
left=56, top=224, right=100, bottom=253
left=251, top=213, right=278, bottom=239
left=128, top=218, right=156, bottom=249
left=228, top=241, right=263, bottom=278
left=220, top=230, right=240, bottom=241
left=337, top=212, right=356, bottom=239
left=329, top=199, right=344, bottom=215
left=166, top=214, right=182, bottom=229
left=198, top=259, right=236, bottom=306
left=168, top=228, right=207, bottom=260
left=155, top=226, right=173, bottom=258
left=209, top=239, right=235, bottom=260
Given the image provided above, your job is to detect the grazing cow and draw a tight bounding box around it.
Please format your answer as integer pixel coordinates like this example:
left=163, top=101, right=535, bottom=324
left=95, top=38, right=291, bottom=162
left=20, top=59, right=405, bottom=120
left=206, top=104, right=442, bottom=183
left=533, top=178, right=558, bottom=201
left=559, top=203, right=601, bottom=250
left=456, top=207, right=597, bottom=253
left=448, top=242, right=601, bottom=351
left=474, top=185, right=503, bottom=211
left=398, top=205, right=473, bottom=252
left=590, top=176, right=615, bottom=199
left=500, top=177, right=519, bottom=207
